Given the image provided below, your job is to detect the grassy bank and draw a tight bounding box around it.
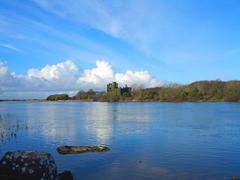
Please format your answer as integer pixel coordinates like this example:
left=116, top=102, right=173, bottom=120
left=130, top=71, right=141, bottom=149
left=46, top=80, right=240, bottom=102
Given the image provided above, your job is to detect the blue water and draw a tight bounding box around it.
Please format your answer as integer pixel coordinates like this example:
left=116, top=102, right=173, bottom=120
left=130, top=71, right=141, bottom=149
left=0, top=102, right=240, bottom=179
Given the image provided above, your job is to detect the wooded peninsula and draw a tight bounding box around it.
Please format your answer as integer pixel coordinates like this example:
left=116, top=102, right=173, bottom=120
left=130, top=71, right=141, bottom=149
left=46, top=80, right=240, bottom=102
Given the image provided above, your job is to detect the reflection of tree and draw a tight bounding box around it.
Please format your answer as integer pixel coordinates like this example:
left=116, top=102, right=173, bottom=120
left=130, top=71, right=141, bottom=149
left=0, top=114, right=28, bottom=144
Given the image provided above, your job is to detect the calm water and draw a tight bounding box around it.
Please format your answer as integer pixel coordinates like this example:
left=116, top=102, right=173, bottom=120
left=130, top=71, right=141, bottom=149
left=0, top=102, right=240, bottom=179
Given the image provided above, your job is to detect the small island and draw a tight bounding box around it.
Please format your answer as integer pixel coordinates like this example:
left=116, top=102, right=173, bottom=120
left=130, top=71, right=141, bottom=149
left=47, top=80, right=240, bottom=102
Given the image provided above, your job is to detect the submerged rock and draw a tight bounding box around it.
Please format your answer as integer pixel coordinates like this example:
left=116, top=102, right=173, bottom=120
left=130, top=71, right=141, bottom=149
left=0, top=151, right=58, bottom=180
left=56, top=145, right=110, bottom=155
left=58, top=170, right=73, bottom=180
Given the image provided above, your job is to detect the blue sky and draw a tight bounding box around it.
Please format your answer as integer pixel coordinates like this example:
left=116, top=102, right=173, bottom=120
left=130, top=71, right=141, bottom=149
left=1, top=0, right=240, bottom=98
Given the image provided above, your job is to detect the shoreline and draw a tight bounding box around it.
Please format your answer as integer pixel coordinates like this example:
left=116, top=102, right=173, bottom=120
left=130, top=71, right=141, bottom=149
left=0, top=99, right=240, bottom=103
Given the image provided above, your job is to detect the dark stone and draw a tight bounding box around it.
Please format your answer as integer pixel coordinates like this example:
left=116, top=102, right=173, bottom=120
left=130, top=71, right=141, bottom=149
left=58, top=170, right=73, bottom=180
left=231, top=177, right=240, bottom=180
left=57, top=145, right=110, bottom=155
left=0, top=151, right=58, bottom=180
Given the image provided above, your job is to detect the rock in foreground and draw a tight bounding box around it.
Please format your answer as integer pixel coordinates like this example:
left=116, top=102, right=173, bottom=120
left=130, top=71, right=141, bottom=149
left=0, top=151, right=58, bottom=180
left=0, top=151, right=73, bottom=180
left=57, top=146, right=110, bottom=155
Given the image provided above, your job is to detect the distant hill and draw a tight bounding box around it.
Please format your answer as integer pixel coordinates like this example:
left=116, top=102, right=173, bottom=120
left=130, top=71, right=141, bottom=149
left=46, top=80, right=240, bottom=102
left=132, top=80, right=240, bottom=102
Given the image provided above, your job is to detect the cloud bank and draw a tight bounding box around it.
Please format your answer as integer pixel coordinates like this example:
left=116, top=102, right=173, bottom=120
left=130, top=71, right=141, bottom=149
left=0, top=60, right=163, bottom=95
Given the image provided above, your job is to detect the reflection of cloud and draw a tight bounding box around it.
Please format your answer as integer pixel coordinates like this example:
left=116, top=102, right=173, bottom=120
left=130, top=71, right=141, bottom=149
left=25, top=103, right=77, bottom=143
left=24, top=102, right=114, bottom=145
left=84, top=103, right=152, bottom=144
left=83, top=103, right=114, bottom=144
left=95, top=128, right=112, bottom=144
left=23, top=102, right=152, bottom=146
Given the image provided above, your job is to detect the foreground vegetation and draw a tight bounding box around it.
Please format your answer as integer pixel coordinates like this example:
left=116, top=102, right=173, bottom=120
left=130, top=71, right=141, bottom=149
left=47, top=80, right=240, bottom=102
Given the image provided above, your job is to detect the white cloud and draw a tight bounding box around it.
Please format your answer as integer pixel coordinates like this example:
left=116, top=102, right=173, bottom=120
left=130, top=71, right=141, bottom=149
left=0, top=60, right=163, bottom=98
left=31, top=0, right=173, bottom=56
left=78, top=60, right=114, bottom=88
left=0, top=62, right=22, bottom=91
left=0, top=43, right=20, bottom=52
left=27, top=60, right=78, bottom=80
left=32, top=0, right=122, bottom=37
left=26, top=60, right=80, bottom=91
left=0, top=60, right=80, bottom=92
left=78, top=60, right=162, bottom=89
left=0, top=62, right=8, bottom=75
left=115, top=70, right=162, bottom=88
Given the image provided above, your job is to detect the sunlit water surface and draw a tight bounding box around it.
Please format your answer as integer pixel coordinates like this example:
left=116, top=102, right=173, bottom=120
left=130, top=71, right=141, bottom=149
left=0, top=102, right=240, bottom=179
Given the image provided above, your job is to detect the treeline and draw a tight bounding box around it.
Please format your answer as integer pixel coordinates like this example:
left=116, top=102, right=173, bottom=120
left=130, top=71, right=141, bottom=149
left=47, top=94, right=69, bottom=101
left=46, top=80, right=240, bottom=102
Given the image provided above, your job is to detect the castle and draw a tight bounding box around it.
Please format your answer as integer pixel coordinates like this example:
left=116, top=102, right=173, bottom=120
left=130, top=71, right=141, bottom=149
left=107, top=82, right=131, bottom=96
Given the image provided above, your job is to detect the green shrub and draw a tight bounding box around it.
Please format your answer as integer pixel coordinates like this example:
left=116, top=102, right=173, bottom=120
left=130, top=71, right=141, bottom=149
left=47, top=94, right=69, bottom=101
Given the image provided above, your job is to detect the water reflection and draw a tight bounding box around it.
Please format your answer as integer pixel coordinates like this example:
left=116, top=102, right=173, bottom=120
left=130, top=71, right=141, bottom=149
left=0, top=113, right=28, bottom=144
left=83, top=103, right=152, bottom=144
left=23, top=102, right=152, bottom=145
left=1, top=102, right=240, bottom=179
left=83, top=103, right=114, bottom=144
left=25, top=103, right=79, bottom=144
